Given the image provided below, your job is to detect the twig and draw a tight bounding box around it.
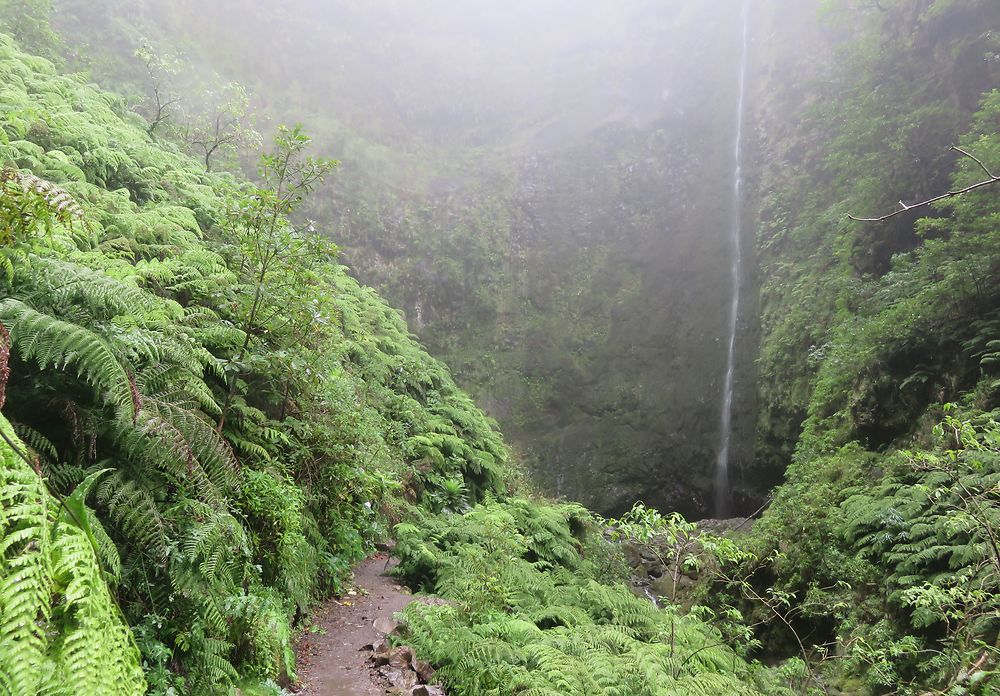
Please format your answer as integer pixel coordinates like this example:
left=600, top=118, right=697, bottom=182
left=848, top=147, right=1000, bottom=223
left=918, top=650, right=992, bottom=696
left=730, top=495, right=773, bottom=533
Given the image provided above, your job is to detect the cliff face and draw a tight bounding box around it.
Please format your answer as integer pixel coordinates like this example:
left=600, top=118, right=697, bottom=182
left=749, top=0, right=1000, bottom=481
left=393, top=2, right=842, bottom=516
left=394, top=4, right=755, bottom=517
left=45, top=0, right=882, bottom=517
left=58, top=0, right=762, bottom=517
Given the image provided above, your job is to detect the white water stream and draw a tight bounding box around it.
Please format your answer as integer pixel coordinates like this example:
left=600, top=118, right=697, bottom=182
left=714, top=1, right=750, bottom=518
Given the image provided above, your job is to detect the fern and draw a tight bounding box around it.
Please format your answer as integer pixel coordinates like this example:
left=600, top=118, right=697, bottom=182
left=0, top=298, right=138, bottom=417
left=20, top=255, right=163, bottom=321
left=94, top=470, right=168, bottom=560
left=11, top=421, right=57, bottom=465
left=392, top=499, right=783, bottom=696
left=0, top=166, right=83, bottom=245
left=0, top=413, right=145, bottom=695
left=0, top=430, right=50, bottom=696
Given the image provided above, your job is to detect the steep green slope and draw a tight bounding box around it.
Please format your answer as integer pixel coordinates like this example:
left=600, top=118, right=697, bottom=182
left=731, top=0, right=1000, bottom=691
left=0, top=32, right=511, bottom=693
left=752, top=0, right=1000, bottom=474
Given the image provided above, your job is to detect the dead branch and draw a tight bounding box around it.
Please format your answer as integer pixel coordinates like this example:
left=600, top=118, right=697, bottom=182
left=848, top=147, right=1000, bottom=223
left=917, top=650, right=993, bottom=696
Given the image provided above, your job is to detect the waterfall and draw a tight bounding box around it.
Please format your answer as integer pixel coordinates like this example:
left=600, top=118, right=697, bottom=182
left=714, top=1, right=750, bottom=518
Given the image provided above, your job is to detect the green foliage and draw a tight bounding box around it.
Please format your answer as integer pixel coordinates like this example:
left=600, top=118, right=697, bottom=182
left=0, top=413, right=145, bottom=695
left=0, top=167, right=82, bottom=246
left=0, top=298, right=139, bottom=417
left=744, top=3, right=1000, bottom=681
left=0, top=31, right=512, bottom=694
left=608, top=503, right=703, bottom=607
left=746, top=9, right=1000, bottom=684
left=835, top=409, right=1000, bottom=689
left=392, top=499, right=793, bottom=696
left=0, top=0, right=59, bottom=58
left=755, top=0, right=1000, bottom=475
left=746, top=405, right=1000, bottom=693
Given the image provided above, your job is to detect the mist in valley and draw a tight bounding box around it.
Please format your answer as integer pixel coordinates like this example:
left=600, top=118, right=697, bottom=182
left=41, top=0, right=997, bottom=518
left=52, top=0, right=774, bottom=517
left=4, top=1, right=1000, bottom=692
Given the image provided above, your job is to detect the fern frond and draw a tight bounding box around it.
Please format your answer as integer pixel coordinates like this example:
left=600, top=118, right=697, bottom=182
left=0, top=441, right=51, bottom=695
left=11, top=421, right=58, bottom=464
left=0, top=414, right=145, bottom=695
left=95, top=470, right=168, bottom=560
left=0, top=298, right=137, bottom=417
left=23, top=255, right=163, bottom=321
left=143, top=397, right=237, bottom=492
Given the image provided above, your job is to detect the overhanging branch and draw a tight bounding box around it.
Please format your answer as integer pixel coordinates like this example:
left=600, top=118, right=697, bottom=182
left=848, top=146, right=1000, bottom=223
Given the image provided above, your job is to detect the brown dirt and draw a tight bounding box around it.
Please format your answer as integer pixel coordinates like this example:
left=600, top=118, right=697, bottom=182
left=295, top=554, right=413, bottom=696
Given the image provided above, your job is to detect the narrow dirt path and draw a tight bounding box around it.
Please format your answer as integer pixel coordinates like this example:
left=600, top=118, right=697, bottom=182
left=295, top=553, right=413, bottom=695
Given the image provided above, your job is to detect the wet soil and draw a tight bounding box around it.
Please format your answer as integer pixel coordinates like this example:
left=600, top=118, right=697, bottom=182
left=295, top=554, right=412, bottom=696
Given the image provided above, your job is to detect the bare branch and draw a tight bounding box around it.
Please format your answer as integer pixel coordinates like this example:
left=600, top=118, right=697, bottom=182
left=848, top=147, right=1000, bottom=223
left=952, top=146, right=996, bottom=179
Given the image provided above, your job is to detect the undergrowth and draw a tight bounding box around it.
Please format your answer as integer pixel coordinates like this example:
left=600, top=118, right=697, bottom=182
left=391, top=498, right=798, bottom=696
left=0, top=31, right=510, bottom=694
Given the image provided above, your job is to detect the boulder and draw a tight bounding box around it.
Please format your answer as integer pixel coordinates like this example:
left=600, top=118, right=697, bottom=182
left=373, top=616, right=401, bottom=635
left=388, top=667, right=418, bottom=690
left=411, top=686, right=446, bottom=696
left=369, top=639, right=392, bottom=666
left=413, top=659, right=435, bottom=683
left=388, top=645, right=415, bottom=670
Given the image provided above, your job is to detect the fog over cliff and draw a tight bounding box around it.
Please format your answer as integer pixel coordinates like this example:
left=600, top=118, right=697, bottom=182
left=53, top=0, right=825, bottom=516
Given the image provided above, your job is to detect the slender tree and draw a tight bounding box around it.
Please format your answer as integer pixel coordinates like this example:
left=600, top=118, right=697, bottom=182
left=216, top=125, right=338, bottom=434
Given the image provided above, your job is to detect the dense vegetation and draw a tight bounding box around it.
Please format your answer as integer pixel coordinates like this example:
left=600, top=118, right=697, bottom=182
left=0, top=32, right=512, bottom=693
left=752, top=0, right=1000, bottom=479
left=392, top=498, right=796, bottom=696
left=0, top=20, right=777, bottom=696
left=3, top=1, right=1000, bottom=695
left=738, top=0, right=1000, bottom=691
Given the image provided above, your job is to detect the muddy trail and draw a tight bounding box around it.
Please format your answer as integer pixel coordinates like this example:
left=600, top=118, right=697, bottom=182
left=295, top=554, right=440, bottom=696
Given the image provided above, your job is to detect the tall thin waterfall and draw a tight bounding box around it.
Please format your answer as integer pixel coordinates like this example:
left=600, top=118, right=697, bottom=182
left=714, top=1, right=750, bottom=518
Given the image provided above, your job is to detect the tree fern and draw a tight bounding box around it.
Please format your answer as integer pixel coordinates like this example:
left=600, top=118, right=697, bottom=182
left=18, top=255, right=163, bottom=321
